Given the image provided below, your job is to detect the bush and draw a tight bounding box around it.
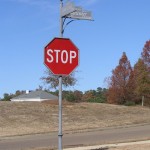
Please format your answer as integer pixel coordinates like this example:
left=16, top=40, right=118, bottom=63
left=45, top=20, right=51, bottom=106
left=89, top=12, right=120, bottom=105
left=144, top=96, right=150, bottom=107
left=63, top=90, right=83, bottom=102
left=65, top=93, right=76, bottom=102
left=88, top=97, right=106, bottom=103
left=124, top=101, right=136, bottom=106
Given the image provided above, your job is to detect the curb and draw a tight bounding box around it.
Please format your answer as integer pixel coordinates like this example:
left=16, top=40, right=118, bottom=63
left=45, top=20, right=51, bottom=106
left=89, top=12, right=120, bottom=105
left=64, top=140, right=150, bottom=150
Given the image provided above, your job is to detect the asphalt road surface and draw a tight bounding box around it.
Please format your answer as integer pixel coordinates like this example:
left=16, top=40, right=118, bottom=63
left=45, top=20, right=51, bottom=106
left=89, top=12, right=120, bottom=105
left=0, top=124, right=150, bottom=150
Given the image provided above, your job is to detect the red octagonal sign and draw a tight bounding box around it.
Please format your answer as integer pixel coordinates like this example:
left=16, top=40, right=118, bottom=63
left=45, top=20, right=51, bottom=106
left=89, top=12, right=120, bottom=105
left=44, top=37, right=79, bottom=75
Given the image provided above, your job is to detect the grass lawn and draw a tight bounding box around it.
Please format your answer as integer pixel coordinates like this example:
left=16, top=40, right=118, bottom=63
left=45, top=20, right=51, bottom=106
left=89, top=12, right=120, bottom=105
left=0, top=101, right=150, bottom=137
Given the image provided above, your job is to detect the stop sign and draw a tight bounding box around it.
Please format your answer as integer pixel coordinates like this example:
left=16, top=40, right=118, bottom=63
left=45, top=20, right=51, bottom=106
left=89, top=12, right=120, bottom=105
left=44, top=37, right=79, bottom=75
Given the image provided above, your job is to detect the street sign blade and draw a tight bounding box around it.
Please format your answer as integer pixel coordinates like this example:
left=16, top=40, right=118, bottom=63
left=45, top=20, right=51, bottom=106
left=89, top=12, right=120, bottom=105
left=67, top=10, right=93, bottom=20
left=61, top=2, right=76, bottom=17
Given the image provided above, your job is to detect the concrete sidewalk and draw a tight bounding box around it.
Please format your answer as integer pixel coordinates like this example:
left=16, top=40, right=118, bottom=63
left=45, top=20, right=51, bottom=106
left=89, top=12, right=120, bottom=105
left=64, top=140, right=150, bottom=150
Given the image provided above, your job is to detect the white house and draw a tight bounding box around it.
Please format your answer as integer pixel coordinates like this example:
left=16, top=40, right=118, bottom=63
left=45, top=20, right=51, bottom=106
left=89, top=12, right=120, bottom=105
left=10, top=90, right=58, bottom=102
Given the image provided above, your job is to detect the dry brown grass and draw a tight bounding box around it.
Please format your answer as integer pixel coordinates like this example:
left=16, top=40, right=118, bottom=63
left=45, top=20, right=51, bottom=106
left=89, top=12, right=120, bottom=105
left=0, top=101, right=150, bottom=137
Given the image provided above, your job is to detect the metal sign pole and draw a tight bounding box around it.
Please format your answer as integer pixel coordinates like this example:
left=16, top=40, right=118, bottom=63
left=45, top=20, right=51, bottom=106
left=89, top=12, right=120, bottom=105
left=58, top=0, right=63, bottom=150
left=58, top=76, right=63, bottom=150
left=58, top=0, right=92, bottom=149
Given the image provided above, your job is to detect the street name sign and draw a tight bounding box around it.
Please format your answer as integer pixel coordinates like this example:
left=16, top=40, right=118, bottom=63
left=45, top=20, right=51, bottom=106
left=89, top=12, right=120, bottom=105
left=44, top=38, right=79, bottom=76
left=67, top=10, right=93, bottom=20
left=61, top=1, right=93, bottom=20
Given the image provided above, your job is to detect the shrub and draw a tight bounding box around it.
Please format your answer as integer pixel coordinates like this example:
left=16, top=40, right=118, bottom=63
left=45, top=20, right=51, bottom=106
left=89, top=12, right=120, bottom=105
left=124, top=101, right=136, bottom=106
left=65, top=93, right=76, bottom=102
left=88, top=97, right=106, bottom=103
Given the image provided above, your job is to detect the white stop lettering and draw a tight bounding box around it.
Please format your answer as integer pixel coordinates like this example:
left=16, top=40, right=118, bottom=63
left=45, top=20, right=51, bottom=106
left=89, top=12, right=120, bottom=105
left=46, top=49, right=77, bottom=64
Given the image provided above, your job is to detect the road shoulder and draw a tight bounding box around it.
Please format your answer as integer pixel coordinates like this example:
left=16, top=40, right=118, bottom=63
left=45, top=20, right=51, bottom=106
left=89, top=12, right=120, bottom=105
left=64, top=140, right=150, bottom=150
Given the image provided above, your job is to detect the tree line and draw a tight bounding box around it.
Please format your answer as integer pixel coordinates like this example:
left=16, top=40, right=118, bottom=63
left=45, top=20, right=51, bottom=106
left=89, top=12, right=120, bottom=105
left=1, top=88, right=107, bottom=103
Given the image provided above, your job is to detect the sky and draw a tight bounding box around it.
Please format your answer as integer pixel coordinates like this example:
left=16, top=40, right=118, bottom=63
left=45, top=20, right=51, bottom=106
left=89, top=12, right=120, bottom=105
left=0, top=0, right=150, bottom=98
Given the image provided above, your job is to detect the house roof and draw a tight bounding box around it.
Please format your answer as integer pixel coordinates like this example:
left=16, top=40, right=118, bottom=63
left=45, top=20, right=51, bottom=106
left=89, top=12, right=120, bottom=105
left=11, top=91, right=58, bottom=100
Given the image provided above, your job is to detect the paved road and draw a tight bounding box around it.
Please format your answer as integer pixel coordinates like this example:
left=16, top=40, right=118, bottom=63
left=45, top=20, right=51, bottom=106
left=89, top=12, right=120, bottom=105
left=0, top=124, right=150, bottom=150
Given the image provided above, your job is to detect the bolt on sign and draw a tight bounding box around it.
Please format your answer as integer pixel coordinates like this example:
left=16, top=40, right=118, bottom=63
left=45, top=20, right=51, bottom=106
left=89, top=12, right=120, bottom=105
left=44, top=38, right=79, bottom=76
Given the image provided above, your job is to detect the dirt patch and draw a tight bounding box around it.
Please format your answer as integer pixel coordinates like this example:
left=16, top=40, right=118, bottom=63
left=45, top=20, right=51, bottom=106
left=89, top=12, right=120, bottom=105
left=0, top=102, right=150, bottom=137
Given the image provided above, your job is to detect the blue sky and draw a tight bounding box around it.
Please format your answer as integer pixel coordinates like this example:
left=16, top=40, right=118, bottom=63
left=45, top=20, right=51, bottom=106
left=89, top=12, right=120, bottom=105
left=0, top=0, right=150, bottom=98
